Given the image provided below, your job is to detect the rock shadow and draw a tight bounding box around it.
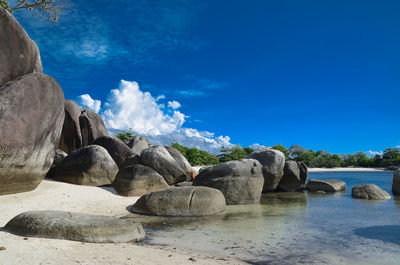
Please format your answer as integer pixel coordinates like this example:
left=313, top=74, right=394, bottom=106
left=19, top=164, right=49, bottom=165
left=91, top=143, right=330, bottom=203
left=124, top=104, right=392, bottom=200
left=354, top=225, right=400, bottom=245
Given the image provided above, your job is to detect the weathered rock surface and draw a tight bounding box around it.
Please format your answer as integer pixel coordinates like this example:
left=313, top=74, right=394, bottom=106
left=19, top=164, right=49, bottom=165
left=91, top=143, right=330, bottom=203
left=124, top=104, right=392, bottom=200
left=58, top=100, right=82, bottom=154
left=45, top=149, right=67, bottom=179
left=112, top=165, right=169, bottom=196
left=352, top=184, right=391, bottom=200
left=193, top=159, right=264, bottom=205
left=128, top=136, right=149, bottom=155
left=93, top=136, right=140, bottom=168
left=0, top=7, right=42, bottom=87
left=246, top=147, right=285, bottom=192
left=176, top=181, right=193, bottom=187
left=130, top=186, right=226, bottom=216
left=5, top=211, right=145, bottom=243
left=392, top=171, right=400, bottom=195
left=307, top=179, right=346, bottom=193
left=52, top=145, right=118, bottom=186
left=278, top=161, right=301, bottom=192
left=0, top=73, right=64, bottom=195
left=298, top=162, right=308, bottom=186
left=79, top=109, right=108, bottom=147
left=140, top=146, right=187, bottom=185
left=165, top=146, right=194, bottom=179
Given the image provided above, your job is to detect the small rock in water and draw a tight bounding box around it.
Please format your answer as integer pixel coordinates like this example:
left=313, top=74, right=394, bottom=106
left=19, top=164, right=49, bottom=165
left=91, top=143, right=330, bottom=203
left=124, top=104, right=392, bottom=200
left=189, top=257, right=197, bottom=262
left=0, top=246, right=6, bottom=250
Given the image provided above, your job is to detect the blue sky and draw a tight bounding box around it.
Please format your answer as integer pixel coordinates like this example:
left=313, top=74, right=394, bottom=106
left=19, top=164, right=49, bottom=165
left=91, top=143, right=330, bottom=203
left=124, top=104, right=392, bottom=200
left=12, top=0, right=400, bottom=154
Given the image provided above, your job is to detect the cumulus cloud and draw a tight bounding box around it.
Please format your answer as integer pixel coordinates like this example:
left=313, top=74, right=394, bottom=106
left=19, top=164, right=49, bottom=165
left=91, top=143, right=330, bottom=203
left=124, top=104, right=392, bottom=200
left=168, top=100, right=181, bottom=109
left=97, top=80, right=233, bottom=153
left=77, top=94, right=101, bottom=113
left=366, top=150, right=383, bottom=157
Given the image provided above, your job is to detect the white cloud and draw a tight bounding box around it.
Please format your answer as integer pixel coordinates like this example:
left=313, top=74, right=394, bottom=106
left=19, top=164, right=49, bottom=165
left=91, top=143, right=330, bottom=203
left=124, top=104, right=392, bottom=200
left=97, top=80, right=233, bottom=153
left=366, top=150, right=383, bottom=157
left=168, top=100, right=181, bottom=109
left=77, top=94, right=101, bottom=113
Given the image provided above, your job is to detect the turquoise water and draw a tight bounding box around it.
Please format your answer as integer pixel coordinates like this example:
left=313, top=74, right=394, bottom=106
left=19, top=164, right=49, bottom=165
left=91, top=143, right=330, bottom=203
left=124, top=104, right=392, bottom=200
left=133, top=171, right=400, bottom=264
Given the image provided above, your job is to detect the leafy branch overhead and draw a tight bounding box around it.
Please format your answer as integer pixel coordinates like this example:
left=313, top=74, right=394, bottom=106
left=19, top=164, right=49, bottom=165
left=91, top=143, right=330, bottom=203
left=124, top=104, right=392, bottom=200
left=0, top=0, right=60, bottom=23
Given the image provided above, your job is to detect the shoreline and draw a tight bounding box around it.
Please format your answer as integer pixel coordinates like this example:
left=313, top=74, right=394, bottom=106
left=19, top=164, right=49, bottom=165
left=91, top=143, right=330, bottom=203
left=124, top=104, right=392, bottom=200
left=0, top=179, right=244, bottom=265
left=308, top=167, right=389, bottom=172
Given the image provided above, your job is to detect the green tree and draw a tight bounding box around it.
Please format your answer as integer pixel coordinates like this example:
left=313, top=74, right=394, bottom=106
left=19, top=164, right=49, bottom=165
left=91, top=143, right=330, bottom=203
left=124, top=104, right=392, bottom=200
left=218, top=145, right=248, bottom=163
left=271, top=144, right=289, bottom=159
left=1, top=0, right=61, bottom=23
left=170, top=143, right=219, bottom=166
left=115, top=130, right=137, bottom=145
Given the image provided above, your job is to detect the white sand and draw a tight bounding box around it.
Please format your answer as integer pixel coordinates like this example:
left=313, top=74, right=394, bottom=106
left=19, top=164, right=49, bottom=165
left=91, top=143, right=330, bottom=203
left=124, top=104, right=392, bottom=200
left=0, top=179, right=244, bottom=265
left=308, top=167, right=389, bottom=172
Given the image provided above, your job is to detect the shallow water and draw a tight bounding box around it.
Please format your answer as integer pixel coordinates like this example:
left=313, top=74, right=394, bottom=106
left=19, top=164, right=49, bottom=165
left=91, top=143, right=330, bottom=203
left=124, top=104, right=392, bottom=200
left=134, top=171, right=400, bottom=264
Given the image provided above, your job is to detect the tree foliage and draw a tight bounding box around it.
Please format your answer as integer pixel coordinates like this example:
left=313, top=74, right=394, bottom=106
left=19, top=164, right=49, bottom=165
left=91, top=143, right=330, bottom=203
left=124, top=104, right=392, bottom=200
left=271, top=144, right=289, bottom=159
left=1, top=0, right=60, bottom=23
left=171, top=143, right=219, bottom=166
left=218, top=145, right=254, bottom=163
left=115, top=130, right=150, bottom=147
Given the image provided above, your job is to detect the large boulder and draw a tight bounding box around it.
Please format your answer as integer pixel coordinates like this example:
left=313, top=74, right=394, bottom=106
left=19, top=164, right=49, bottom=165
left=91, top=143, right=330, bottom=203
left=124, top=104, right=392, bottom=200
left=193, top=159, right=264, bottom=205
left=298, top=162, right=308, bottom=186
left=130, top=186, right=226, bottom=217
left=165, top=146, right=194, bottom=179
left=58, top=100, right=82, bottom=154
left=352, top=184, right=391, bottom=200
left=246, top=147, right=285, bottom=192
left=79, top=109, right=108, bottom=147
left=0, top=7, right=42, bottom=87
left=52, top=145, right=118, bottom=186
left=128, top=136, right=149, bottom=155
left=112, top=165, right=169, bottom=196
left=277, top=161, right=301, bottom=192
left=392, top=171, right=400, bottom=195
left=0, top=73, right=64, bottom=195
left=307, top=179, right=346, bottom=193
left=5, top=211, right=145, bottom=243
left=93, top=136, right=140, bottom=168
left=140, top=146, right=187, bottom=185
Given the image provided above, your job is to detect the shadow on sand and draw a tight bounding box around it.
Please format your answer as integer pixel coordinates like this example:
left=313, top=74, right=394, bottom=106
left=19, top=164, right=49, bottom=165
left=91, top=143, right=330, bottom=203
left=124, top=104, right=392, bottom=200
left=354, top=225, right=400, bottom=245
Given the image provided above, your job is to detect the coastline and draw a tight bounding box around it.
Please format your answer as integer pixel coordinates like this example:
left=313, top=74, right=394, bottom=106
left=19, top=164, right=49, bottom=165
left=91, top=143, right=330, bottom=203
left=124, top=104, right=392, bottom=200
left=308, top=167, right=389, bottom=172
left=0, top=179, right=244, bottom=265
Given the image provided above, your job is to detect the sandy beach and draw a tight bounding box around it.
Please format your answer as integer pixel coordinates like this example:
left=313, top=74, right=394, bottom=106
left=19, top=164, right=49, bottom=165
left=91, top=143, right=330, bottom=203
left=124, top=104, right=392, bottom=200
left=0, top=179, right=244, bottom=265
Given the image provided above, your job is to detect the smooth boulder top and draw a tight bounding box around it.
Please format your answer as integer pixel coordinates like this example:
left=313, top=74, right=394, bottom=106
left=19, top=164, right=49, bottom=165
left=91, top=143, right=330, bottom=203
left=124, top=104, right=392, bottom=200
left=58, top=100, right=83, bottom=154
left=130, top=186, right=227, bottom=217
left=307, top=179, right=346, bottom=193
left=0, top=7, right=42, bottom=87
left=79, top=109, right=108, bottom=147
left=140, top=145, right=187, bottom=185
left=51, top=145, right=119, bottom=186
left=246, top=147, right=285, bottom=192
left=278, top=161, right=301, bottom=192
left=392, top=171, right=400, bottom=195
left=112, top=165, right=169, bottom=197
left=165, top=146, right=194, bottom=179
left=352, top=184, right=391, bottom=200
left=128, top=136, right=149, bottom=155
left=0, top=73, right=64, bottom=195
left=193, top=159, right=264, bottom=205
left=93, top=135, right=141, bottom=168
left=5, top=211, right=145, bottom=243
